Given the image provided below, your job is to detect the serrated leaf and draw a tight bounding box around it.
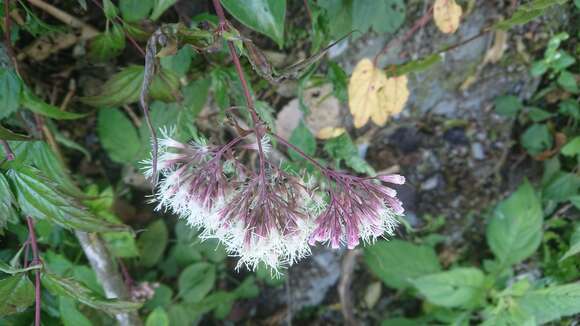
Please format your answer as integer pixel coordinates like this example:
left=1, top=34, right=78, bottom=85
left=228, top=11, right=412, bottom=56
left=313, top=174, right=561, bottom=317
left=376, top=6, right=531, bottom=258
left=89, top=24, right=126, bottom=61
left=543, top=172, right=580, bottom=203
left=412, top=268, right=485, bottom=308
left=0, top=68, right=22, bottom=119
left=0, top=274, right=35, bottom=316
left=178, top=262, right=215, bottom=303
left=519, top=283, right=580, bottom=324
left=221, top=0, right=286, bottom=47
left=97, top=108, right=141, bottom=164
left=137, top=219, right=168, bottom=267
left=0, top=172, right=15, bottom=231
left=81, top=66, right=180, bottom=108
left=434, top=0, right=463, bottom=34
left=21, top=89, right=85, bottom=120
left=486, top=181, right=543, bottom=266
left=8, top=166, right=128, bottom=232
left=0, top=124, right=31, bottom=141
left=42, top=272, right=141, bottom=314
left=364, top=240, right=441, bottom=290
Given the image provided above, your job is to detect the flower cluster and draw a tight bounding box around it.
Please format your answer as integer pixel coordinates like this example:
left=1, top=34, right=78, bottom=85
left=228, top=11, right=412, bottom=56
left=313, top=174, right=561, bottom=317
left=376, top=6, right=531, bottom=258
left=144, top=131, right=406, bottom=273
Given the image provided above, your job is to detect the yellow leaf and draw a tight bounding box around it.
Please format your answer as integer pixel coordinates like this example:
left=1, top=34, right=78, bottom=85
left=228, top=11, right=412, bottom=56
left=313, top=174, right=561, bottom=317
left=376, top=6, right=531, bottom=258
left=375, top=75, right=410, bottom=126
left=348, top=59, right=410, bottom=128
left=434, top=0, right=463, bottom=34
left=348, top=59, right=388, bottom=128
left=316, top=127, right=346, bottom=139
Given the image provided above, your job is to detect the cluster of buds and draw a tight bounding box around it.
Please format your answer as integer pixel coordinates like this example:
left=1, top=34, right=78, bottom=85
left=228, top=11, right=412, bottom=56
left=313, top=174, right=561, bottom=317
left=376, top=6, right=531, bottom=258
left=144, top=128, right=406, bottom=273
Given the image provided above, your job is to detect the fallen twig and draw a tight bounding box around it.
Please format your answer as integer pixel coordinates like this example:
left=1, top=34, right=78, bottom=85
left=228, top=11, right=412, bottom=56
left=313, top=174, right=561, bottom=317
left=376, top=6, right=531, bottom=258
left=338, top=249, right=361, bottom=326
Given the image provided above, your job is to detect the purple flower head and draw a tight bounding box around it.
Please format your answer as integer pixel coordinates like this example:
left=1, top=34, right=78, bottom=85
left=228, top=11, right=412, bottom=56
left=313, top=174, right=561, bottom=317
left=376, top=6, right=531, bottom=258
left=309, top=173, right=405, bottom=249
left=208, top=166, right=320, bottom=272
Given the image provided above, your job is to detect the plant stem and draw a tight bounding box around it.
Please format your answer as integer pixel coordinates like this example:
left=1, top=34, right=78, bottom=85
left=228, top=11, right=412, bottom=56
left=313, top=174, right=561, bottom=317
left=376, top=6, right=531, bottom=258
left=1, top=140, right=15, bottom=161
left=270, top=132, right=328, bottom=173
left=212, top=0, right=267, bottom=175
left=26, top=217, right=41, bottom=326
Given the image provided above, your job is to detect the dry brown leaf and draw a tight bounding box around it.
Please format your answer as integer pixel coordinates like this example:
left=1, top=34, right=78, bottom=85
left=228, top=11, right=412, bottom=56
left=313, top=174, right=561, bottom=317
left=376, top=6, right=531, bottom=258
left=434, top=0, right=463, bottom=34
left=348, top=59, right=409, bottom=128
left=317, top=127, right=346, bottom=139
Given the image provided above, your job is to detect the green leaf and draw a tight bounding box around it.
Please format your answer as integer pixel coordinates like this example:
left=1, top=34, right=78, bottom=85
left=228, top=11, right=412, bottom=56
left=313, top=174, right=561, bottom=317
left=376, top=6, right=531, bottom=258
left=388, top=54, right=442, bottom=77
left=178, top=262, right=215, bottom=303
left=160, top=46, right=194, bottom=77
left=182, top=78, right=211, bottom=119
left=102, top=0, right=118, bottom=19
left=352, top=0, right=405, bottom=34
left=519, top=283, right=580, bottom=324
left=557, top=70, right=579, bottom=93
left=146, top=307, right=170, bottom=326
left=0, top=172, right=16, bottom=231
left=559, top=99, right=580, bottom=120
left=520, top=124, right=553, bottom=155
left=486, top=181, right=543, bottom=266
left=0, top=68, right=22, bottom=119
left=8, top=166, right=129, bottom=232
left=0, top=260, right=41, bottom=274
left=495, top=0, right=568, bottom=30
left=0, top=274, right=35, bottom=316
left=327, top=62, right=348, bottom=103
left=494, top=95, right=522, bottom=117
left=560, top=224, right=580, bottom=261
left=59, top=297, right=92, bottom=326
left=42, top=272, right=141, bottom=314
left=288, top=120, right=316, bottom=161
left=144, top=284, right=173, bottom=310
left=81, top=66, right=180, bottom=108
left=412, top=268, right=486, bottom=308
left=0, top=124, right=31, bottom=141
left=323, top=133, right=374, bottom=174
left=221, top=0, right=286, bottom=47
left=364, top=240, right=441, bottom=290
left=97, top=108, right=141, bottom=164
left=120, top=0, right=153, bottom=22
left=21, top=89, right=85, bottom=120
left=89, top=24, right=126, bottom=61
left=27, top=141, right=80, bottom=195
left=562, top=136, right=580, bottom=156
left=150, top=0, right=178, bottom=20
left=137, top=219, right=168, bottom=267
left=543, top=172, right=580, bottom=203
left=527, top=107, right=554, bottom=122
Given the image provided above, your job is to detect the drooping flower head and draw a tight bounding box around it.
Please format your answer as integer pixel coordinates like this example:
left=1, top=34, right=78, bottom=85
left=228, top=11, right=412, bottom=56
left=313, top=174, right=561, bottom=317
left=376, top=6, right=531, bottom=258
left=143, top=130, right=233, bottom=227
left=309, top=173, right=405, bottom=249
left=209, top=164, right=322, bottom=272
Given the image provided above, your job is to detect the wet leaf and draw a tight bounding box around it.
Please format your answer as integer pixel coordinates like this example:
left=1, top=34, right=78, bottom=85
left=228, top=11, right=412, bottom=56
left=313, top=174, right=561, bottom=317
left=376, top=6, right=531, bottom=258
left=433, top=0, right=463, bottom=34
left=0, top=274, right=35, bottom=316
left=42, top=272, right=141, bottom=314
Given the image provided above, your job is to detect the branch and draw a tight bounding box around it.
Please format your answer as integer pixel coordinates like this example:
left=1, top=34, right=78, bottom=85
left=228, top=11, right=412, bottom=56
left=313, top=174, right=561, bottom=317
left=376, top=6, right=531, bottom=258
left=75, top=231, right=142, bottom=326
left=26, top=217, right=41, bottom=326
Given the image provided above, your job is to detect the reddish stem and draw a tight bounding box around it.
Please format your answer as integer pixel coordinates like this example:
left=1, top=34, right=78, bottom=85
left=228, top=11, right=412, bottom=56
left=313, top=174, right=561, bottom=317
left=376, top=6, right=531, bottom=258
left=26, top=217, right=41, bottom=326
left=1, top=140, right=15, bottom=161
left=303, top=0, right=313, bottom=27
left=373, top=4, right=435, bottom=65
left=212, top=0, right=267, bottom=175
